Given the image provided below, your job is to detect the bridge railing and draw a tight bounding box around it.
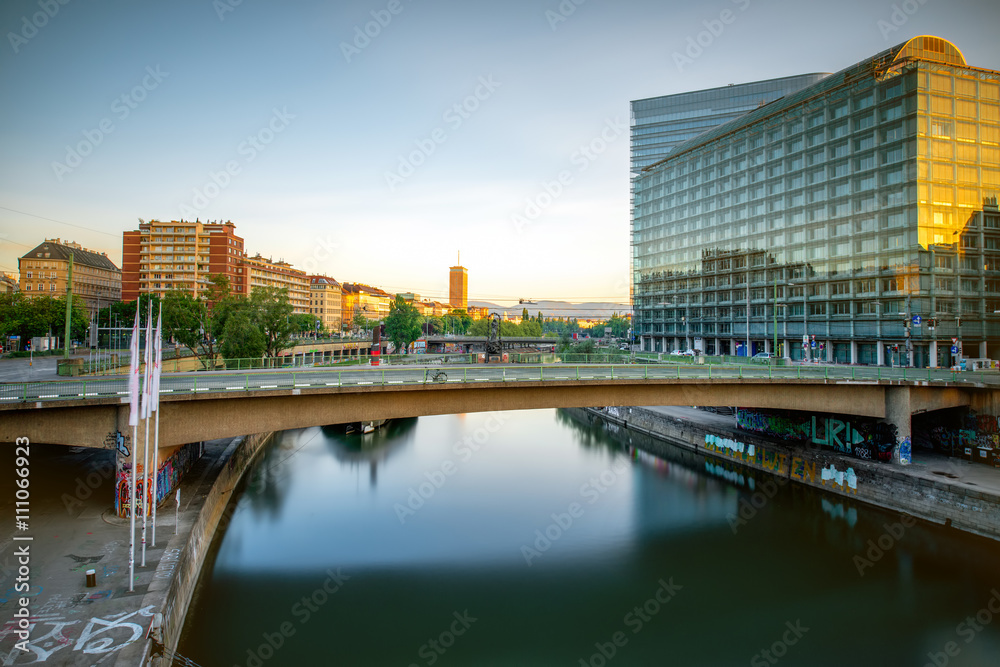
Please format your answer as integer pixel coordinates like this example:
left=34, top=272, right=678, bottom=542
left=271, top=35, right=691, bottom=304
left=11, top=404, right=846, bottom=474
left=2, top=363, right=999, bottom=404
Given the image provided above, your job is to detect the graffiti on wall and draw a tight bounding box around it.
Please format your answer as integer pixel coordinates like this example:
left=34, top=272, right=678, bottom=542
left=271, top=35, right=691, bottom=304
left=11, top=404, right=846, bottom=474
left=736, top=410, right=810, bottom=441
left=738, top=409, right=897, bottom=462
left=115, top=441, right=201, bottom=518
left=703, top=434, right=787, bottom=475
left=920, top=411, right=999, bottom=456
left=819, top=464, right=859, bottom=495
left=701, top=434, right=863, bottom=494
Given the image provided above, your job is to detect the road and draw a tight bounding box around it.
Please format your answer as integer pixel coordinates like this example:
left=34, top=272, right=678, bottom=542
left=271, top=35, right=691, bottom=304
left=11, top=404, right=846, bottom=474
left=0, top=361, right=997, bottom=404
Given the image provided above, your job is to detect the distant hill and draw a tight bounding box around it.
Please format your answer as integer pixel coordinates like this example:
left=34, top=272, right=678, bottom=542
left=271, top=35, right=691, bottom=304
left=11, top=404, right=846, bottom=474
left=467, top=300, right=629, bottom=320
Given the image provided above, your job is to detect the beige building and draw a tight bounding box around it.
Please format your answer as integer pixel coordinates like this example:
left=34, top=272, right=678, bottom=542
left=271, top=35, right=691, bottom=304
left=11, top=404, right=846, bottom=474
left=341, top=283, right=393, bottom=326
left=243, top=254, right=310, bottom=314
left=309, top=275, right=342, bottom=333
left=0, top=273, right=19, bottom=294
left=19, top=239, right=121, bottom=311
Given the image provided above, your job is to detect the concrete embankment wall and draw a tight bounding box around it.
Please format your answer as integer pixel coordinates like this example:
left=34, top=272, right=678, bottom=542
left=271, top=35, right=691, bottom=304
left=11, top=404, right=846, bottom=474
left=121, top=430, right=276, bottom=665
left=588, top=406, right=1000, bottom=543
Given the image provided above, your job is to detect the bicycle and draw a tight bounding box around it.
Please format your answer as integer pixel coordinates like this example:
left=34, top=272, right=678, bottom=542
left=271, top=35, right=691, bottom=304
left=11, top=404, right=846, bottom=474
left=427, top=369, right=447, bottom=383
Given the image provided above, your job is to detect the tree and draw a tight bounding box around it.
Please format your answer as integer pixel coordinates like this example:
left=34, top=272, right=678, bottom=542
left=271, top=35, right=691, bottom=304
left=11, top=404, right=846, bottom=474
left=385, top=295, right=422, bottom=353
left=353, top=312, right=370, bottom=335
left=0, top=293, right=88, bottom=346
left=426, top=316, right=445, bottom=335
left=445, top=309, right=472, bottom=335
left=289, top=313, right=320, bottom=336
left=522, top=307, right=529, bottom=322
left=162, top=290, right=210, bottom=365
left=220, top=309, right=265, bottom=361
left=250, top=287, right=294, bottom=358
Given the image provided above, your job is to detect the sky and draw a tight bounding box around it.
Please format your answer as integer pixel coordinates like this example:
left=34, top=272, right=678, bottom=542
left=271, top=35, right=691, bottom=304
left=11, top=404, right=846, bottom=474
left=2, top=0, right=1000, bottom=307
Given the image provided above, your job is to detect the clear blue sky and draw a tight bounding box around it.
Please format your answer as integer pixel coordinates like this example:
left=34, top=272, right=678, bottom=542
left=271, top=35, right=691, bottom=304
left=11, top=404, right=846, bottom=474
left=2, top=0, right=999, bottom=305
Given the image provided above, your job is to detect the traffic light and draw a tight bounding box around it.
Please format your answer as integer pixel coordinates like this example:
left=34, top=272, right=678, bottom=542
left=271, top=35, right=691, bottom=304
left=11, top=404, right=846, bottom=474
left=929, top=318, right=936, bottom=330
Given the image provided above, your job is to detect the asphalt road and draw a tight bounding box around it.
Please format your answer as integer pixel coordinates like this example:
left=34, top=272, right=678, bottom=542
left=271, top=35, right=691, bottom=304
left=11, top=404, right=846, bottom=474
left=1, top=360, right=997, bottom=404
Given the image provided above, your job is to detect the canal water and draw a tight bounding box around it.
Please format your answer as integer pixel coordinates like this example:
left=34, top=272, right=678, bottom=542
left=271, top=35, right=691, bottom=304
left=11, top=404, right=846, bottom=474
left=179, top=409, right=1000, bottom=666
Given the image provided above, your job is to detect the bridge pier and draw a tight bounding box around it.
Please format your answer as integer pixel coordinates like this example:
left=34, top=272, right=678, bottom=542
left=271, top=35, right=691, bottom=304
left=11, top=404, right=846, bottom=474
left=885, top=386, right=912, bottom=465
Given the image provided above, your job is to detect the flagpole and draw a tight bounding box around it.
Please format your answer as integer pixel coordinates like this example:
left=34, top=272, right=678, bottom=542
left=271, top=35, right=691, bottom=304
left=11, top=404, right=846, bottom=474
left=151, top=303, right=162, bottom=547
left=128, top=300, right=141, bottom=593
left=141, top=300, right=152, bottom=567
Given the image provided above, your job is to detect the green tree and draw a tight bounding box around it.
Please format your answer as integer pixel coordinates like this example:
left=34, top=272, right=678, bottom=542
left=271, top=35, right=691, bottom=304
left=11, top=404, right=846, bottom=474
left=220, top=309, right=265, bottom=360
left=521, top=307, right=529, bottom=322
left=289, top=313, right=320, bottom=336
left=446, top=309, right=472, bottom=334
left=162, top=290, right=209, bottom=365
left=385, top=295, right=422, bottom=354
left=426, top=316, right=445, bottom=335
left=469, top=317, right=488, bottom=337
left=250, top=287, right=294, bottom=358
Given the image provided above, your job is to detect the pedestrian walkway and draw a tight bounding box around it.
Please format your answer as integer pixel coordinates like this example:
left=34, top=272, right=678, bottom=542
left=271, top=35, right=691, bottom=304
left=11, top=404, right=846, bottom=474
left=641, top=404, right=1000, bottom=499
left=0, top=436, right=238, bottom=665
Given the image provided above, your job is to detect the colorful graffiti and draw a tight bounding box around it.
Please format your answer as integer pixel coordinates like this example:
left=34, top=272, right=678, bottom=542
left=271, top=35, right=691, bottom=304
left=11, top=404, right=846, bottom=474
left=919, top=410, right=999, bottom=460
left=703, top=433, right=787, bottom=474
left=115, top=441, right=201, bottom=518
left=819, top=464, right=858, bottom=495
left=736, top=410, right=810, bottom=441
left=738, top=409, right=897, bottom=462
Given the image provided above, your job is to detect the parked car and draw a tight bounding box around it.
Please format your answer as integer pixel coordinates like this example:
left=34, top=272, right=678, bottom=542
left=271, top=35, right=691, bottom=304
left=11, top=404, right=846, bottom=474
left=670, top=349, right=694, bottom=357
left=752, top=352, right=773, bottom=362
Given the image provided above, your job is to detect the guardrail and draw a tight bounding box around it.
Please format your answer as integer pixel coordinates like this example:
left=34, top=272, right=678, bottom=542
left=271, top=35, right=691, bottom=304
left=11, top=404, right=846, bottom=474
left=2, top=363, right=998, bottom=405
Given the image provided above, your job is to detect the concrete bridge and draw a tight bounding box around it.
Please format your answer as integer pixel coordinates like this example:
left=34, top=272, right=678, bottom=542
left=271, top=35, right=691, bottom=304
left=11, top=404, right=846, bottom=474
left=2, top=364, right=999, bottom=452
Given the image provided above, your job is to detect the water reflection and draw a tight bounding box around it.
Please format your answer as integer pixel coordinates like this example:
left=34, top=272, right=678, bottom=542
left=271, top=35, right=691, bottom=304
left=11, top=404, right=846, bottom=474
left=180, top=408, right=1000, bottom=667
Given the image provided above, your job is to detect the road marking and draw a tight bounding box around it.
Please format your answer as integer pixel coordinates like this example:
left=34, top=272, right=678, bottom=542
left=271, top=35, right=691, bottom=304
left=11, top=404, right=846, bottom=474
left=357, top=381, right=373, bottom=385
left=226, top=386, right=242, bottom=390
left=295, top=383, right=310, bottom=387
left=118, top=391, right=128, bottom=395
left=388, top=381, right=403, bottom=384
left=195, top=388, right=208, bottom=392
left=261, top=384, right=277, bottom=389
left=325, top=382, right=339, bottom=386
left=39, top=394, right=58, bottom=398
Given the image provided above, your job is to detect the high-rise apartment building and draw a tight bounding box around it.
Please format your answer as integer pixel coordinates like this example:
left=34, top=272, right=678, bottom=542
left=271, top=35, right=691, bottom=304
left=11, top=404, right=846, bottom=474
left=243, top=254, right=310, bottom=314
left=449, top=260, right=468, bottom=310
left=121, top=220, right=247, bottom=302
left=632, top=36, right=1000, bottom=368
left=309, top=275, right=342, bottom=333
left=19, top=238, right=121, bottom=311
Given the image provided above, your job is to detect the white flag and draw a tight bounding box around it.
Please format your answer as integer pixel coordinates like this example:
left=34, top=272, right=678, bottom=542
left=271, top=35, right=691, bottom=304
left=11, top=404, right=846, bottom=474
left=141, top=301, right=153, bottom=419
left=152, top=303, right=162, bottom=413
left=128, top=301, right=141, bottom=427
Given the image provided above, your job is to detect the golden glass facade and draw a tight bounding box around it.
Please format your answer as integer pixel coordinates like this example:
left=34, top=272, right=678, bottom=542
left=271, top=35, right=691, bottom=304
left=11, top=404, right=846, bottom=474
left=632, top=37, right=1000, bottom=367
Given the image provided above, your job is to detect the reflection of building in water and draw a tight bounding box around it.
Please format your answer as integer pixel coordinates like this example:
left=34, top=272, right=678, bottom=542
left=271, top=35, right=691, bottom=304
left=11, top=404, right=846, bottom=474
left=633, top=36, right=1000, bottom=368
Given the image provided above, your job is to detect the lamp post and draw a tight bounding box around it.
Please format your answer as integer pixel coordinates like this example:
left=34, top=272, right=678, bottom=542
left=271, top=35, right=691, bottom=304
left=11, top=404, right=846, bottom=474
left=802, top=283, right=809, bottom=363
left=872, top=301, right=882, bottom=366
left=772, top=273, right=778, bottom=357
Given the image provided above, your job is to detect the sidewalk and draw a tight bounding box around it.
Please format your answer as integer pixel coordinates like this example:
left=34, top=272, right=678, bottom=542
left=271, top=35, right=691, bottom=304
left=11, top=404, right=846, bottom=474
left=0, top=436, right=239, bottom=666
left=641, top=404, right=1000, bottom=500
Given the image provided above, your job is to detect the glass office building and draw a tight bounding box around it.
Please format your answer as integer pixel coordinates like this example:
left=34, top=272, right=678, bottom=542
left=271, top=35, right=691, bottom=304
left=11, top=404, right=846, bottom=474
left=632, top=36, right=1000, bottom=367
left=631, top=74, right=831, bottom=174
